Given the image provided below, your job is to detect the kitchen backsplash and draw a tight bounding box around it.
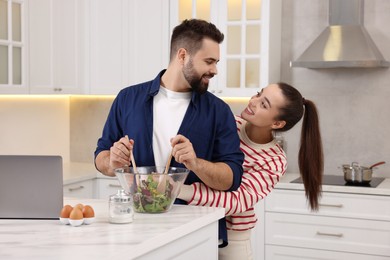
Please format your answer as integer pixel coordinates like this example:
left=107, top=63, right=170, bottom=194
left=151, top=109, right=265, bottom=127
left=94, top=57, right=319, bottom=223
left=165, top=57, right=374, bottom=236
left=0, top=96, right=70, bottom=162
left=0, top=95, right=248, bottom=166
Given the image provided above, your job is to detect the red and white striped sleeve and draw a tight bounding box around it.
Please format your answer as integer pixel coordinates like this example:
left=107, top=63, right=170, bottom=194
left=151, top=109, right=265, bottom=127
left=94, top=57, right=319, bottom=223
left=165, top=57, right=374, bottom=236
left=179, top=146, right=287, bottom=216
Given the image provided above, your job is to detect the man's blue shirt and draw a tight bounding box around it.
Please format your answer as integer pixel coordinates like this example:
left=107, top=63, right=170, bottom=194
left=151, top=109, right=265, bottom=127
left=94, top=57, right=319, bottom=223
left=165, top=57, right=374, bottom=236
left=95, top=70, right=244, bottom=246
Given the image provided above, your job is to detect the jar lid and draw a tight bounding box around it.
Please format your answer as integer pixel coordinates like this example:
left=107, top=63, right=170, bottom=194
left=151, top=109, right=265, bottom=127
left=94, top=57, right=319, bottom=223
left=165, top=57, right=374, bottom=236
left=110, top=189, right=132, bottom=202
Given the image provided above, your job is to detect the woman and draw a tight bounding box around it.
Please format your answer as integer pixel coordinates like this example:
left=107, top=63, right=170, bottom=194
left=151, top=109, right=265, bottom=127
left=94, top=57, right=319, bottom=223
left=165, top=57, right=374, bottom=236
left=177, top=82, right=323, bottom=260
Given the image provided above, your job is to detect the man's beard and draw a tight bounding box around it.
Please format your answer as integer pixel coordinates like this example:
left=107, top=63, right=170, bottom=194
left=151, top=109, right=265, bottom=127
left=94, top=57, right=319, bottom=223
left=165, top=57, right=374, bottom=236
left=183, top=59, right=212, bottom=95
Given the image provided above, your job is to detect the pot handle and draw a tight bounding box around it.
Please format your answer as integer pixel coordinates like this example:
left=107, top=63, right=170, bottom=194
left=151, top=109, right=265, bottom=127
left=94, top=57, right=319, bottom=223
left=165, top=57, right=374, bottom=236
left=351, top=161, right=360, bottom=170
left=369, top=161, right=386, bottom=169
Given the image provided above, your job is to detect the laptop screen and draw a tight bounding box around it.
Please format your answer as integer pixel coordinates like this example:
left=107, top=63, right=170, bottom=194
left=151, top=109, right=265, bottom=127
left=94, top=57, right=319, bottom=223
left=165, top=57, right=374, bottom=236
left=0, top=155, right=63, bottom=219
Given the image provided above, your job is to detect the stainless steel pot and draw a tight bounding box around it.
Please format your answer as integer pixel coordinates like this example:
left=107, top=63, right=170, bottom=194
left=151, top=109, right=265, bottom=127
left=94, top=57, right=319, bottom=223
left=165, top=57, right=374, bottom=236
left=342, top=161, right=385, bottom=184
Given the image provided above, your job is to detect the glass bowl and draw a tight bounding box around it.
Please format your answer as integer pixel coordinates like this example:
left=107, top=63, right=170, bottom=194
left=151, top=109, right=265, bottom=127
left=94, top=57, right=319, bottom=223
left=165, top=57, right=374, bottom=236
left=114, top=166, right=189, bottom=213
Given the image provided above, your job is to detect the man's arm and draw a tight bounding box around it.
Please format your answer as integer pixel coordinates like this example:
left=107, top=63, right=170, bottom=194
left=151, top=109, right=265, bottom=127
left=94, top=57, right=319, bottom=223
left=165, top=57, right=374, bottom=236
left=170, top=134, right=233, bottom=190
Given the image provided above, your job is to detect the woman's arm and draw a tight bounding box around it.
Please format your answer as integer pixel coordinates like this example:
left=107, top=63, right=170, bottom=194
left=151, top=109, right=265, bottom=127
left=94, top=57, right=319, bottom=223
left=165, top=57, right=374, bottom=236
left=178, top=152, right=286, bottom=216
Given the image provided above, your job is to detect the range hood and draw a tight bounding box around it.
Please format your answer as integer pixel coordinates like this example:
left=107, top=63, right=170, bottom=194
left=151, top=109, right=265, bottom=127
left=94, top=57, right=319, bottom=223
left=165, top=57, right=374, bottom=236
left=291, top=0, right=390, bottom=69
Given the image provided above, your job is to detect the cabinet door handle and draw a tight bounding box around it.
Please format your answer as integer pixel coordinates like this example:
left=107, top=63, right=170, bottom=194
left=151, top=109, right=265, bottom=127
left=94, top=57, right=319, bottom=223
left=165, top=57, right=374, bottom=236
left=319, top=203, right=343, bottom=208
left=109, top=184, right=121, bottom=188
left=316, top=231, right=343, bottom=238
left=68, top=185, right=84, bottom=192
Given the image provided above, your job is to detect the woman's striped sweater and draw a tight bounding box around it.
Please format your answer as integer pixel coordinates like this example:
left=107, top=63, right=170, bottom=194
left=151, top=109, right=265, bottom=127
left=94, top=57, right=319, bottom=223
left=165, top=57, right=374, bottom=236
left=178, top=116, right=287, bottom=231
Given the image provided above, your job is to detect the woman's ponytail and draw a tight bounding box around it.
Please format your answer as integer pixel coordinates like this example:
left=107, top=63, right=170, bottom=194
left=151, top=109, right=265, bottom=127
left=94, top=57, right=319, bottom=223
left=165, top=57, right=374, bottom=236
left=277, top=83, right=324, bottom=211
left=298, top=99, right=323, bottom=211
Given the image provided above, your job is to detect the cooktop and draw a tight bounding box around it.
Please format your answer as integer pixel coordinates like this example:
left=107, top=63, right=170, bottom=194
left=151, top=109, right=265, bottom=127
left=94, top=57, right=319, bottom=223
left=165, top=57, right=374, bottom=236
left=291, top=175, right=385, bottom=188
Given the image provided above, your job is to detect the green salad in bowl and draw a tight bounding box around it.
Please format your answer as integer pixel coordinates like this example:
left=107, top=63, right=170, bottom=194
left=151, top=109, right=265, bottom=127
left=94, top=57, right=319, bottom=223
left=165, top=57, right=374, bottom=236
left=115, top=166, right=189, bottom=213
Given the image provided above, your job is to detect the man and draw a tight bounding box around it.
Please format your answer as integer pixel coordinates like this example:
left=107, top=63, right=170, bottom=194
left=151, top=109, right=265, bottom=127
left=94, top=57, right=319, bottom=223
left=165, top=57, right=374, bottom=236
left=94, top=19, right=244, bottom=247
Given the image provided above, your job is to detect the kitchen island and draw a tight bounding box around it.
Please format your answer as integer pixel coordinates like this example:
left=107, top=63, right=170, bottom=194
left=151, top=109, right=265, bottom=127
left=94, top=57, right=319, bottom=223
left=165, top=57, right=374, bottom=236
left=0, top=198, right=224, bottom=259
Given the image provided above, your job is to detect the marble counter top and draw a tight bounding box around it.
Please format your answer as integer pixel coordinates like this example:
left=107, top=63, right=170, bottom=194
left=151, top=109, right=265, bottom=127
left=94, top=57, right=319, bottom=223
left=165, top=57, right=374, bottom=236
left=0, top=198, right=224, bottom=259
left=277, top=173, right=390, bottom=196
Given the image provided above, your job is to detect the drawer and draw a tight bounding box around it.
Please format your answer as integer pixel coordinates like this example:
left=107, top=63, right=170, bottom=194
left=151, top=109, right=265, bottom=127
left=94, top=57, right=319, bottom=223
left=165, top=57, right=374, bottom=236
left=63, top=180, right=95, bottom=199
left=95, top=178, right=122, bottom=199
left=266, top=189, right=390, bottom=221
left=266, top=245, right=390, bottom=260
left=265, top=212, right=390, bottom=256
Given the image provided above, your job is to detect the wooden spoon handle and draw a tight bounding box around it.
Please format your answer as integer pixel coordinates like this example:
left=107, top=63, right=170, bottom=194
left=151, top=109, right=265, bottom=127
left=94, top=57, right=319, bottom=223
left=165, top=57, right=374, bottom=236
left=125, top=135, right=138, bottom=173
left=164, top=153, right=173, bottom=174
left=157, top=152, right=173, bottom=194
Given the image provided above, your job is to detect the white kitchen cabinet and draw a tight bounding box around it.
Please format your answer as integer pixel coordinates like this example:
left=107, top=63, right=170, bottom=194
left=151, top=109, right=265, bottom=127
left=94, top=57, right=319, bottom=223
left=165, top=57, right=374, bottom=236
left=169, top=0, right=281, bottom=97
left=95, top=178, right=122, bottom=199
left=87, top=0, right=170, bottom=95
left=264, top=189, right=390, bottom=259
left=12, top=0, right=168, bottom=95
left=266, top=245, right=390, bottom=260
left=28, top=0, right=85, bottom=94
left=0, top=0, right=29, bottom=94
left=63, top=177, right=123, bottom=200
left=251, top=200, right=265, bottom=260
left=63, top=179, right=95, bottom=199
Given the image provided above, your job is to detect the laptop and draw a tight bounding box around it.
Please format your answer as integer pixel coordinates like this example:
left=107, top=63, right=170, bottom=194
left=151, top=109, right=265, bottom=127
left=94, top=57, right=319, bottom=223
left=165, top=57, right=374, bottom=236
left=0, top=155, right=63, bottom=219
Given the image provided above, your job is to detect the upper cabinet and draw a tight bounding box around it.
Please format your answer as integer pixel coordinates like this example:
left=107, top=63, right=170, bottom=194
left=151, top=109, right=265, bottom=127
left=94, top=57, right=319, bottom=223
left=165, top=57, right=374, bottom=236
left=87, top=0, right=170, bottom=95
left=28, top=0, right=84, bottom=94
left=1, top=0, right=279, bottom=96
left=170, top=0, right=281, bottom=97
left=1, top=0, right=169, bottom=95
left=0, top=0, right=28, bottom=94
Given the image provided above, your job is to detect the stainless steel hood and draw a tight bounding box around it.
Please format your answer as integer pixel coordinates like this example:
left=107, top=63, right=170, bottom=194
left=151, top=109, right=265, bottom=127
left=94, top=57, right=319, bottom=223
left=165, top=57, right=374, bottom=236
left=290, top=0, right=390, bottom=69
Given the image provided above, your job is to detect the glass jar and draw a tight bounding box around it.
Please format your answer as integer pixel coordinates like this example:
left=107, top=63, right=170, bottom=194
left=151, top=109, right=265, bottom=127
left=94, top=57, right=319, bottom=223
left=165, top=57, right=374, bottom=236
left=109, top=190, right=133, bottom=224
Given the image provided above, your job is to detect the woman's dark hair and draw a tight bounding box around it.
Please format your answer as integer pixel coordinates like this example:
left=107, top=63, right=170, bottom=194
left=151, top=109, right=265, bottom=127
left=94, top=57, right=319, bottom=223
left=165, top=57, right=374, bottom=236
left=276, top=82, right=324, bottom=211
left=169, top=19, right=224, bottom=60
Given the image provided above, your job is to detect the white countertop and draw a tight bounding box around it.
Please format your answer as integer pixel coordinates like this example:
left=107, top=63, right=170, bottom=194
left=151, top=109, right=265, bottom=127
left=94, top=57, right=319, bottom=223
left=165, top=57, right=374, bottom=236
left=277, top=173, right=390, bottom=196
left=0, top=198, right=224, bottom=259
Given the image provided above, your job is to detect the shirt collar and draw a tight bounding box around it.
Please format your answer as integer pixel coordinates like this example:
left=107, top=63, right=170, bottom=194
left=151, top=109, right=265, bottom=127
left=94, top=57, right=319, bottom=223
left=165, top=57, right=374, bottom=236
left=149, top=69, right=202, bottom=109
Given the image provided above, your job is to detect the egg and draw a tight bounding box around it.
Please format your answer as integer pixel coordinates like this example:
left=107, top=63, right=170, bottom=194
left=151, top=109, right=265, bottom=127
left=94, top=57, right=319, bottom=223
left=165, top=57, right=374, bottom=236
left=60, top=205, right=73, bottom=218
left=69, top=207, right=83, bottom=220
left=59, top=205, right=73, bottom=225
left=82, top=205, right=95, bottom=218
left=82, top=205, right=95, bottom=225
left=69, top=207, right=84, bottom=227
left=74, top=203, right=84, bottom=211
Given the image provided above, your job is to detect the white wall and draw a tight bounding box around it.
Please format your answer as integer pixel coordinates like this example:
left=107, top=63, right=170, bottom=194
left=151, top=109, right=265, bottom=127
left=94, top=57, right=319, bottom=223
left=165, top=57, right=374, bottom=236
left=0, top=96, right=70, bottom=162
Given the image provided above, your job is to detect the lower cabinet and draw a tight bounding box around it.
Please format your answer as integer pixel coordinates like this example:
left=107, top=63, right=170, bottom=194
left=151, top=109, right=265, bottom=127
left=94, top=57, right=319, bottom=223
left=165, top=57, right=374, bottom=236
left=266, top=245, right=390, bottom=260
left=63, top=178, right=121, bottom=199
left=63, top=179, right=96, bottom=199
left=264, top=189, right=390, bottom=259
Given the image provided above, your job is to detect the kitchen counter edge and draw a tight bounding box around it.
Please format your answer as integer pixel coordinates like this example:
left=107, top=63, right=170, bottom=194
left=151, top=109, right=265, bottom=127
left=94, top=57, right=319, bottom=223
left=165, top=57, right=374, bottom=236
left=277, top=173, right=390, bottom=196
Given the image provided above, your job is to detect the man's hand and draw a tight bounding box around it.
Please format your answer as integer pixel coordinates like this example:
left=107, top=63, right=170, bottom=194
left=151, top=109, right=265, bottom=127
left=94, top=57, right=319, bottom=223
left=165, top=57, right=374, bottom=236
left=170, top=134, right=233, bottom=190
left=109, top=136, right=134, bottom=170
left=170, top=134, right=197, bottom=171
left=96, top=136, right=134, bottom=176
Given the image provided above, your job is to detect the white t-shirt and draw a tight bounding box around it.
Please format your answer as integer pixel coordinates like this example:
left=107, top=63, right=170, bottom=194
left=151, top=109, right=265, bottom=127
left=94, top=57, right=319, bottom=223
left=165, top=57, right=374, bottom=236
left=153, top=86, right=191, bottom=168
